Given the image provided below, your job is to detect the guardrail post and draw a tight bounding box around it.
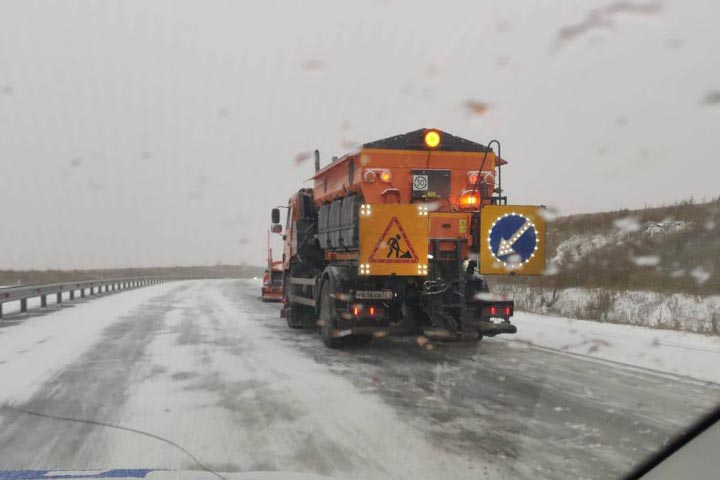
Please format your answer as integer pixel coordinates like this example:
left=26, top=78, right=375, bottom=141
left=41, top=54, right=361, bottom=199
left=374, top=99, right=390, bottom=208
left=41, top=295, right=47, bottom=308
left=70, top=290, right=75, bottom=300
left=57, top=292, right=62, bottom=304
left=0, top=303, right=3, bottom=319
left=81, top=288, right=85, bottom=298
left=20, top=299, right=27, bottom=313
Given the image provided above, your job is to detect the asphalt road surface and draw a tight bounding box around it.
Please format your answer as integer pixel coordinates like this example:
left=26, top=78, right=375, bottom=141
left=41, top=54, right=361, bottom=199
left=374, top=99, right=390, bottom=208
left=0, top=280, right=718, bottom=480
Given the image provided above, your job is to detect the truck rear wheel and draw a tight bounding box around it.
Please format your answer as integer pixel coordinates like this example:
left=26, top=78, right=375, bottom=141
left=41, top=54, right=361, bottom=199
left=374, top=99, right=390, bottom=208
left=285, top=263, right=315, bottom=329
left=320, top=279, right=342, bottom=348
left=286, top=305, right=305, bottom=329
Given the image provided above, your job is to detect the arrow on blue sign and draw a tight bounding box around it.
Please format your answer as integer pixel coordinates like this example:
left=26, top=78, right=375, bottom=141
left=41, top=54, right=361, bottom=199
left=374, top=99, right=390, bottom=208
left=488, top=214, right=538, bottom=265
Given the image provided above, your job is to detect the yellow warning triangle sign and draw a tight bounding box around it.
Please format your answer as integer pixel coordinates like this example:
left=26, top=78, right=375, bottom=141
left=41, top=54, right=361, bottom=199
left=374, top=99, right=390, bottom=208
left=368, top=216, right=419, bottom=264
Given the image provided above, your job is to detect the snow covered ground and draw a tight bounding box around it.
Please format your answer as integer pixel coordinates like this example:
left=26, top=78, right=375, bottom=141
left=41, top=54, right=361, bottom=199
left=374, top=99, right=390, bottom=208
left=0, top=279, right=718, bottom=480
left=494, top=285, right=720, bottom=334
left=508, top=312, right=720, bottom=384
left=0, top=282, right=184, bottom=404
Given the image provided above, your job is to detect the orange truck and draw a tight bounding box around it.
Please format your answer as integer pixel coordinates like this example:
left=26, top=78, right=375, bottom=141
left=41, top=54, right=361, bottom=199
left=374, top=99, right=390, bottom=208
left=261, top=230, right=284, bottom=302
left=271, top=128, right=546, bottom=348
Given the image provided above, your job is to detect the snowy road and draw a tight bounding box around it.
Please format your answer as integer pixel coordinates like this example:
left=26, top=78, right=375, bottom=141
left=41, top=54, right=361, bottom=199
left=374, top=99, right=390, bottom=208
left=0, top=279, right=719, bottom=480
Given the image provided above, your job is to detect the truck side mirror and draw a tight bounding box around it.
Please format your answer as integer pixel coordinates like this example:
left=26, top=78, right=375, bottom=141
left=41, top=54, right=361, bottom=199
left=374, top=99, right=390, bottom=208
left=271, top=224, right=283, bottom=234
left=271, top=208, right=280, bottom=224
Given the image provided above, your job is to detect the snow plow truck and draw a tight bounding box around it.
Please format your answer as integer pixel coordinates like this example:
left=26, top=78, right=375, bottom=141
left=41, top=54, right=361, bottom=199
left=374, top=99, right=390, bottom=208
left=270, top=128, right=546, bottom=348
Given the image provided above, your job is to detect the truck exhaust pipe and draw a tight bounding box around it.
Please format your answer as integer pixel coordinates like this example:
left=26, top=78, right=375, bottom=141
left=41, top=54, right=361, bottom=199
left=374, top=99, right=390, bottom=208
left=314, top=150, right=320, bottom=173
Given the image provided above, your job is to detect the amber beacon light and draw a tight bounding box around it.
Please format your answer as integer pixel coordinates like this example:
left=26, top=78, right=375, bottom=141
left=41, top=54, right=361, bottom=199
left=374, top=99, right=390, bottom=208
left=423, top=129, right=441, bottom=148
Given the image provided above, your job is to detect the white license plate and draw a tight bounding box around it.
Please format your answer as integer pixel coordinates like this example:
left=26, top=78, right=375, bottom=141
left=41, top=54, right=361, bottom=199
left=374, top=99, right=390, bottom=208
left=354, top=290, right=393, bottom=300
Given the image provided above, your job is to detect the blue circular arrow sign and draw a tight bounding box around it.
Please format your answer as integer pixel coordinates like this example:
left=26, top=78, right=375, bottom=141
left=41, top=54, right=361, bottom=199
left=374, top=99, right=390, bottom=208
left=488, top=213, right=539, bottom=266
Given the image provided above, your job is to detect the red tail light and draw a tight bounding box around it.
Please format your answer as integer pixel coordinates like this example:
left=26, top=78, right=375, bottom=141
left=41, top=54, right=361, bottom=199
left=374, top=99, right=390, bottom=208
left=490, top=306, right=497, bottom=316
left=505, top=307, right=511, bottom=316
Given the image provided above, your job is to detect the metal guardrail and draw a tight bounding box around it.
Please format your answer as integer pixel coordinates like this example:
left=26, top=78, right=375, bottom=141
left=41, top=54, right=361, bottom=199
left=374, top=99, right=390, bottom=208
left=0, top=277, right=171, bottom=319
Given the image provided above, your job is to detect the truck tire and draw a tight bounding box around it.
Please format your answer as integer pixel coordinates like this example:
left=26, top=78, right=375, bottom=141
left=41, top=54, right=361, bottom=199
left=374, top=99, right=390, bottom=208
left=286, top=307, right=303, bottom=329
left=319, top=278, right=342, bottom=348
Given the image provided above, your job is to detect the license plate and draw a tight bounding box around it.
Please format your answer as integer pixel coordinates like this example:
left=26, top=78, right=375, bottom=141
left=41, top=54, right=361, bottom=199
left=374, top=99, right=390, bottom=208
left=354, top=290, right=393, bottom=300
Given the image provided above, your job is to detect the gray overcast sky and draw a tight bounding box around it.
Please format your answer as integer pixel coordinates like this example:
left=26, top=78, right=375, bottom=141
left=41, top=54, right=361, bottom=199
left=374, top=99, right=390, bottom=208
left=0, top=0, right=718, bottom=269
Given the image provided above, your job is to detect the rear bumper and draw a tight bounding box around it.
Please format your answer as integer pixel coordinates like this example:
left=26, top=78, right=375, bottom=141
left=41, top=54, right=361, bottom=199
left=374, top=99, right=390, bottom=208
left=334, top=316, right=517, bottom=338
left=334, top=322, right=516, bottom=339
left=261, top=288, right=283, bottom=302
left=463, top=318, right=517, bottom=336
left=333, top=323, right=413, bottom=339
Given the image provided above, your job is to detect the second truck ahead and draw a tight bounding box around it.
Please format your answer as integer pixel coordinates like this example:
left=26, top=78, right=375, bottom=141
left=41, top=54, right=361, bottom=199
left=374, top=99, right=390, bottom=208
left=271, top=128, right=545, bottom=348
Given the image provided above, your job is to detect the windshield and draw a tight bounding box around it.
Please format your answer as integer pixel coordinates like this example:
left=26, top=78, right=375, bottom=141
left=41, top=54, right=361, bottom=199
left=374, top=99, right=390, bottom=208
left=0, top=1, right=719, bottom=480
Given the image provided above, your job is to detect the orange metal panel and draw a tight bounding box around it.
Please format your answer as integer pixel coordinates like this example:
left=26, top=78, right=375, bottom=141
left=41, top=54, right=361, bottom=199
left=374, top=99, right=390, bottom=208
left=312, top=148, right=497, bottom=210
left=429, top=212, right=471, bottom=255
left=324, top=251, right=359, bottom=262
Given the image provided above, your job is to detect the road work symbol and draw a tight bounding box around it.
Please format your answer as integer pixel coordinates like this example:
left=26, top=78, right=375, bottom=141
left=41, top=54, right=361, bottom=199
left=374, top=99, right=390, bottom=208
left=369, top=217, right=418, bottom=264
left=488, top=213, right=539, bottom=266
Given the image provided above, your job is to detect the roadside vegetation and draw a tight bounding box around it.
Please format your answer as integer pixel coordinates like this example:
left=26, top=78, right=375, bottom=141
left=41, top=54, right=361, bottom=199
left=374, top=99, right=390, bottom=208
left=0, top=264, right=263, bottom=286
left=489, top=198, right=720, bottom=333
left=490, top=198, right=720, bottom=296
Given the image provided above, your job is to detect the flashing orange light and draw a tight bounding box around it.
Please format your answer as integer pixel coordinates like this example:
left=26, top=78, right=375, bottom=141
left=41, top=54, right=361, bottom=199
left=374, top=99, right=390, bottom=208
left=353, top=306, right=360, bottom=316
left=468, top=171, right=479, bottom=185
left=459, top=191, right=480, bottom=207
left=424, top=130, right=441, bottom=148
left=369, top=306, right=376, bottom=316
left=379, top=170, right=392, bottom=182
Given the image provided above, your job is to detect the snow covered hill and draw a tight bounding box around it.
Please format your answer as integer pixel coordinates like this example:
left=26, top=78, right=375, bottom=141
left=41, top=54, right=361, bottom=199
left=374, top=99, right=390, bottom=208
left=491, top=199, right=720, bottom=333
